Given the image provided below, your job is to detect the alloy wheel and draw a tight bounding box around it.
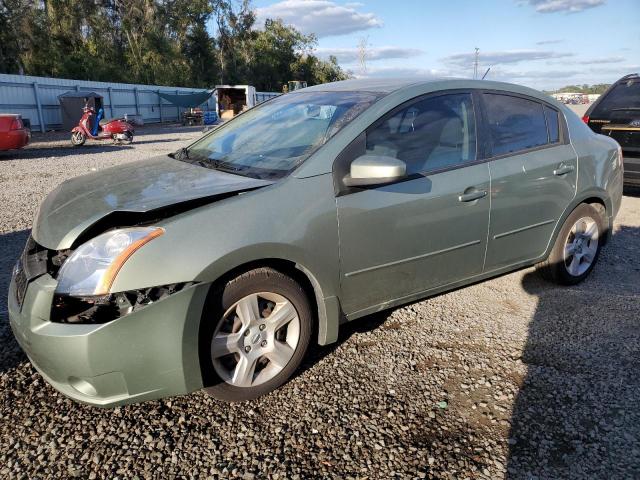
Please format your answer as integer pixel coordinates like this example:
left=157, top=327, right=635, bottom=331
left=211, top=292, right=300, bottom=388
left=563, top=216, right=599, bottom=277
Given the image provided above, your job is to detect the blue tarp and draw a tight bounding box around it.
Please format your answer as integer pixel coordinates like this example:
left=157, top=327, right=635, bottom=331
left=158, top=90, right=213, bottom=108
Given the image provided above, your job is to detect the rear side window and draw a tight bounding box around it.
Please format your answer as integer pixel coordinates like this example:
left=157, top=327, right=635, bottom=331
left=592, top=80, right=640, bottom=117
left=484, top=94, right=548, bottom=156
left=544, top=105, right=560, bottom=143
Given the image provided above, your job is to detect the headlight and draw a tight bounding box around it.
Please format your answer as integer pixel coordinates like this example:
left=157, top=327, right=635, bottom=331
left=55, top=227, right=164, bottom=296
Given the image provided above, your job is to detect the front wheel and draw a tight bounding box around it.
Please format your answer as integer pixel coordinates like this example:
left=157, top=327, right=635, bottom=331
left=536, top=203, right=604, bottom=285
left=71, top=131, right=86, bottom=146
left=201, top=268, right=312, bottom=402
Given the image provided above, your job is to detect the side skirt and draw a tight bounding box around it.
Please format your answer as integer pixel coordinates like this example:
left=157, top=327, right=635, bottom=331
left=344, top=256, right=545, bottom=322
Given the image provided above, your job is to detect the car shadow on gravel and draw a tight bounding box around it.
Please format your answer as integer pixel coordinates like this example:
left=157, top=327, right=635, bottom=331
left=128, top=138, right=183, bottom=145
left=296, top=310, right=393, bottom=379
left=507, top=225, right=640, bottom=479
left=0, top=144, right=134, bottom=161
left=0, top=229, right=30, bottom=374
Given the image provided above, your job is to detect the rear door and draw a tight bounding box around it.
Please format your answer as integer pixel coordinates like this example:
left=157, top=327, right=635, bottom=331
left=481, top=92, right=577, bottom=270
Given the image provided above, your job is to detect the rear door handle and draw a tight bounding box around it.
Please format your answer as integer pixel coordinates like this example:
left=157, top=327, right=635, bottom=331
left=458, top=190, right=487, bottom=202
left=554, top=164, right=575, bottom=176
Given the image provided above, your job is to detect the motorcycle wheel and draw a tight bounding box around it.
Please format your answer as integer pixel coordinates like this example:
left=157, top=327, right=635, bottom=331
left=71, top=131, right=86, bottom=146
left=123, top=132, right=134, bottom=144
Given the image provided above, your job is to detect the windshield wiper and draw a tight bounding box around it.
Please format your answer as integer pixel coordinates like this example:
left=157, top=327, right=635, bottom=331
left=172, top=149, right=258, bottom=178
left=209, top=159, right=254, bottom=177
left=170, top=147, right=214, bottom=168
left=169, top=147, right=189, bottom=160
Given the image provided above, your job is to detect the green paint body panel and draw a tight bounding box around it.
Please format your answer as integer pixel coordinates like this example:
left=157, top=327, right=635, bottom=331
left=9, top=274, right=209, bottom=407
left=8, top=79, right=623, bottom=407
left=485, top=143, right=578, bottom=269
left=337, top=163, right=490, bottom=315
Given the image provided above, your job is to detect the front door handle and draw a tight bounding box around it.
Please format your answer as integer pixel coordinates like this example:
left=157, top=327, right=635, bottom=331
left=554, top=164, right=575, bottom=176
left=458, top=190, right=487, bottom=202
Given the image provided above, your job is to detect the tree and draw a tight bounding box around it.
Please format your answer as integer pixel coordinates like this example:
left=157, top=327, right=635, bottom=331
left=0, top=0, right=349, bottom=90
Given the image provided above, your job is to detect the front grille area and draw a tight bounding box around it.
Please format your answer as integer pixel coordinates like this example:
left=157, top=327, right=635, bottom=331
left=12, top=235, right=72, bottom=309
left=21, top=235, right=72, bottom=279
left=21, top=236, right=48, bottom=279
left=13, top=260, right=28, bottom=308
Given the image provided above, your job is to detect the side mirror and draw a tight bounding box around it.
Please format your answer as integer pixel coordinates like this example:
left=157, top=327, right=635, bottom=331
left=343, top=154, right=407, bottom=187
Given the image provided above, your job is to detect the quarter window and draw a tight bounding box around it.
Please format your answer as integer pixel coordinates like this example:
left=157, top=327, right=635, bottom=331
left=365, top=93, right=477, bottom=175
left=484, top=94, right=548, bottom=156
left=544, top=105, right=560, bottom=144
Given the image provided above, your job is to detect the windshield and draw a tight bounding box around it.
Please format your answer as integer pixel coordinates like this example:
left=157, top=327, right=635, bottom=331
left=185, top=91, right=381, bottom=179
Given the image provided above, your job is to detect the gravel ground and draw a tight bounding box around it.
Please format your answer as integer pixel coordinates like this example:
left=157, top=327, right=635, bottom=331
left=1, top=125, right=639, bottom=479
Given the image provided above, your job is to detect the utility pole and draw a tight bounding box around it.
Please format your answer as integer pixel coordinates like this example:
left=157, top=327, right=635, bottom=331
left=357, top=36, right=370, bottom=75
left=473, top=47, right=479, bottom=79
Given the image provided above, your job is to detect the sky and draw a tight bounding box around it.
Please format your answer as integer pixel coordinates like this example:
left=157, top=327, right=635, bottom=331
left=253, top=0, right=640, bottom=90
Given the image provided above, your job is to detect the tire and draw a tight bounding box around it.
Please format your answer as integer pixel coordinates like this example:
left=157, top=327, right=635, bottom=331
left=71, top=131, right=86, bottom=146
left=536, top=203, right=604, bottom=285
left=201, top=268, right=313, bottom=402
left=123, top=132, right=134, bottom=144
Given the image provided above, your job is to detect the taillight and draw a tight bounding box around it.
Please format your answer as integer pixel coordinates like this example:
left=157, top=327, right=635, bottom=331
left=582, top=115, right=590, bottom=124
left=10, top=118, right=23, bottom=130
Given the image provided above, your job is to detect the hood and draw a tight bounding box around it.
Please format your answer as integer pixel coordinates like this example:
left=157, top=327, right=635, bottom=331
left=33, top=155, right=273, bottom=249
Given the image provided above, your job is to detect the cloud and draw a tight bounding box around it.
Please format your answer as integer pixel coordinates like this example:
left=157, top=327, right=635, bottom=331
left=353, top=66, right=456, bottom=79
left=546, top=56, right=626, bottom=66
left=442, top=49, right=574, bottom=67
left=579, top=56, right=625, bottom=64
left=256, top=0, right=382, bottom=38
left=493, top=68, right=583, bottom=79
left=536, top=39, right=564, bottom=45
left=524, top=0, right=606, bottom=13
left=315, top=46, right=424, bottom=64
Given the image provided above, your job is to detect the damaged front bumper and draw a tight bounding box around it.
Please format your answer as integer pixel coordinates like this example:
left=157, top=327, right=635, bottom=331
left=8, top=271, right=209, bottom=407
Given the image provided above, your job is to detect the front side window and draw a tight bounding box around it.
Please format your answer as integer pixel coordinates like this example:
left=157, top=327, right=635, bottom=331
left=484, top=94, right=548, bottom=156
left=591, top=79, right=640, bottom=117
left=187, top=91, right=381, bottom=179
left=365, top=93, right=477, bottom=175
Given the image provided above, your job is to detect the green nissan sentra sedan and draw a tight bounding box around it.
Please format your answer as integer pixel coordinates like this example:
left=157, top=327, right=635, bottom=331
left=9, top=79, right=623, bottom=406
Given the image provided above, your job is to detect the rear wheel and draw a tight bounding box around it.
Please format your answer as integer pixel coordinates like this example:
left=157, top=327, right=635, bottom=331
left=201, top=268, right=312, bottom=402
left=71, top=131, right=86, bottom=146
left=537, top=203, right=603, bottom=285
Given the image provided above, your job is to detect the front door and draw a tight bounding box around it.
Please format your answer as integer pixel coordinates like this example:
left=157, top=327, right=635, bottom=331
left=481, top=92, right=577, bottom=270
left=335, top=92, right=491, bottom=315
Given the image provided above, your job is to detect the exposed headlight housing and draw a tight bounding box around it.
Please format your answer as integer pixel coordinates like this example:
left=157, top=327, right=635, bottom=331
left=55, top=227, right=164, bottom=296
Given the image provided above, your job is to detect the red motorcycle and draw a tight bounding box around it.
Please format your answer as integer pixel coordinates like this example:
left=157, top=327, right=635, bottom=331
left=71, top=104, right=134, bottom=146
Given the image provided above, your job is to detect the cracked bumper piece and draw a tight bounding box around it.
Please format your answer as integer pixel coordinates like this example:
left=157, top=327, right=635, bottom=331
left=8, top=273, right=209, bottom=407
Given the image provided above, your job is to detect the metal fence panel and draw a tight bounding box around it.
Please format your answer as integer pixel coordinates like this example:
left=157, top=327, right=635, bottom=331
left=256, top=92, right=281, bottom=104
left=0, top=74, right=219, bottom=132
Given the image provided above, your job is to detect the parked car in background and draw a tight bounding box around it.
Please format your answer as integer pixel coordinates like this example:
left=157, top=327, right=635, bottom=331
left=583, top=73, right=640, bottom=186
left=9, top=79, right=623, bottom=407
left=0, top=114, right=30, bottom=151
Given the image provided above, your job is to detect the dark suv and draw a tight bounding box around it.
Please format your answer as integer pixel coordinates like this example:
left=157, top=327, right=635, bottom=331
left=583, top=73, right=640, bottom=186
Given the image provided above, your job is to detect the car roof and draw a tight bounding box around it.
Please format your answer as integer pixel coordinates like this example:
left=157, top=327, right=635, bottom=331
left=298, top=77, right=555, bottom=101
left=300, top=78, right=427, bottom=93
